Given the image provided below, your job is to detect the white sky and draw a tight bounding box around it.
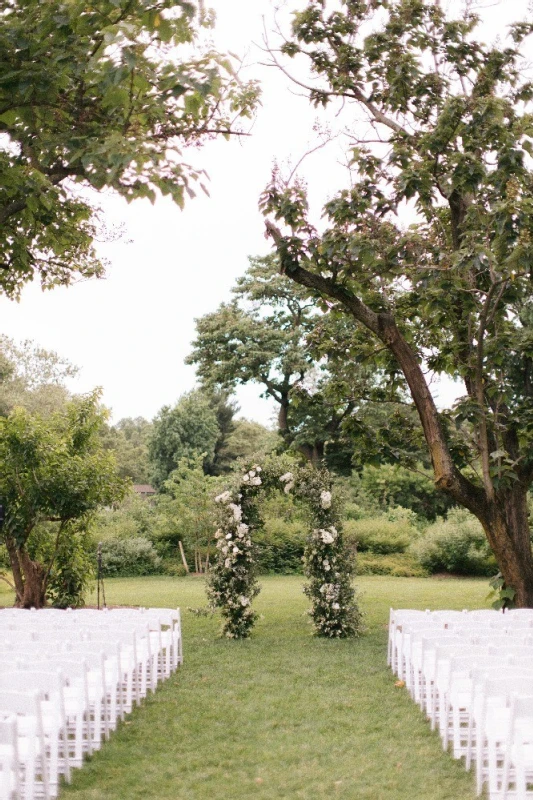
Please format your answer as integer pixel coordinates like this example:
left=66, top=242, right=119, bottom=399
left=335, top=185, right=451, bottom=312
left=0, top=0, right=527, bottom=426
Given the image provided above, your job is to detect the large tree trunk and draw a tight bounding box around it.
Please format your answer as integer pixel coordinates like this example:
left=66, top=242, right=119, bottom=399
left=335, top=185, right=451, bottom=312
left=7, top=543, right=47, bottom=608
left=274, top=256, right=533, bottom=606
left=297, top=442, right=325, bottom=467
left=476, top=486, right=533, bottom=608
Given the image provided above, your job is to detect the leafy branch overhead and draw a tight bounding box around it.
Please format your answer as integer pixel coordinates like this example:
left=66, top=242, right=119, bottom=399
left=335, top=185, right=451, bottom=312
left=0, top=0, right=260, bottom=296
left=262, top=0, right=533, bottom=606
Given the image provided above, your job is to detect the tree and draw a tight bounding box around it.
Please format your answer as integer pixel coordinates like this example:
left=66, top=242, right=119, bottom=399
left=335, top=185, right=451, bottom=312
left=0, top=0, right=259, bottom=297
left=188, top=253, right=424, bottom=470
left=155, top=455, right=220, bottom=573
left=262, top=0, right=533, bottom=605
left=0, top=335, right=77, bottom=416
left=100, top=416, right=153, bottom=484
left=223, top=419, right=279, bottom=465
left=148, top=389, right=236, bottom=487
left=0, top=391, right=128, bottom=607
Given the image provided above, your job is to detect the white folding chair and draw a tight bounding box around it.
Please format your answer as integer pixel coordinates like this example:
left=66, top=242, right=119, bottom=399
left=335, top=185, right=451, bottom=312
left=472, top=674, right=533, bottom=796
left=0, top=690, right=50, bottom=800
left=0, top=672, right=70, bottom=795
left=501, top=694, right=533, bottom=800
left=0, top=716, right=21, bottom=800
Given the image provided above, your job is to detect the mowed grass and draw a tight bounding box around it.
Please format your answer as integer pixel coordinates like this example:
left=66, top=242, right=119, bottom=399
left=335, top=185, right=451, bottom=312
left=3, top=575, right=492, bottom=799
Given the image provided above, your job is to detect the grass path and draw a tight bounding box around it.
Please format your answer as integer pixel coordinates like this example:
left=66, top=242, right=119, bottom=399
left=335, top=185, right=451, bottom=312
left=2, top=575, right=491, bottom=798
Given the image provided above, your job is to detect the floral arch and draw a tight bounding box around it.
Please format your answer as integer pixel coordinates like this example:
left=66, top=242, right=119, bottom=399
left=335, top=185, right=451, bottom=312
left=206, top=461, right=363, bottom=639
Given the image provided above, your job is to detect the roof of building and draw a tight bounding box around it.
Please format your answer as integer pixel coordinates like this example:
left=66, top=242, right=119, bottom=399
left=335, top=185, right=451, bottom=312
left=132, top=484, right=156, bottom=494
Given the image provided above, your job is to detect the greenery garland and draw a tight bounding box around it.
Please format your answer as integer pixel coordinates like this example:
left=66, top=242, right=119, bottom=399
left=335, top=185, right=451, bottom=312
left=207, top=460, right=363, bottom=639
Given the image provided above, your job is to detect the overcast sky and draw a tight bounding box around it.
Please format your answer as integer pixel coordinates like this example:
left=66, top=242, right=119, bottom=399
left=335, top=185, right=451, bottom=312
left=0, top=0, right=528, bottom=426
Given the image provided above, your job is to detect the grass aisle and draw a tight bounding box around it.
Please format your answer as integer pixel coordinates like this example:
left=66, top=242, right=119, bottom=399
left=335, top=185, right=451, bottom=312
left=4, top=575, right=491, bottom=799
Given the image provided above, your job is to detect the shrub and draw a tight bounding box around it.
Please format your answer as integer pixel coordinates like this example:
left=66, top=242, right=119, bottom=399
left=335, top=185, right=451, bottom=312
left=47, top=530, right=95, bottom=608
left=356, top=552, right=428, bottom=577
left=254, top=518, right=306, bottom=574
left=100, top=537, right=163, bottom=577
left=411, top=508, right=497, bottom=576
left=360, top=463, right=455, bottom=521
left=343, top=517, right=416, bottom=555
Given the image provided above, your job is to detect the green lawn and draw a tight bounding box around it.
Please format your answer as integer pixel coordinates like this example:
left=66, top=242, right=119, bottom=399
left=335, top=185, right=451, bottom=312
left=2, top=575, right=492, bottom=799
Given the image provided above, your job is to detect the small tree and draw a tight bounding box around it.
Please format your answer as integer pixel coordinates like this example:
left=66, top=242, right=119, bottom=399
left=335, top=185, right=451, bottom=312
left=0, top=392, right=128, bottom=608
left=156, top=455, right=220, bottom=573
left=262, top=0, right=533, bottom=605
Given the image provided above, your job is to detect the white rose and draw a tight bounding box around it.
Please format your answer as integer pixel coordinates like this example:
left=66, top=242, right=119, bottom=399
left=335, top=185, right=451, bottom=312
left=332, top=603, right=340, bottom=610
left=320, top=490, right=332, bottom=509
left=215, top=491, right=231, bottom=504
left=237, top=523, right=249, bottom=537
left=280, top=472, right=293, bottom=483
left=226, top=533, right=232, bottom=540
left=229, top=503, right=242, bottom=522
left=284, top=481, right=294, bottom=494
left=221, top=546, right=229, bottom=555
left=250, top=476, right=262, bottom=486
left=320, top=530, right=335, bottom=545
left=224, top=558, right=232, bottom=568
left=239, top=596, right=250, bottom=606
left=233, top=547, right=240, bottom=554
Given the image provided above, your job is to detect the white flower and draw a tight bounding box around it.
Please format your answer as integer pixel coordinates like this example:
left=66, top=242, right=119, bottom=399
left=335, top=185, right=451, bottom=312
left=232, top=547, right=240, bottom=554
left=224, top=558, right=232, bottom=568
left=320, top=529, right=335, bottom=545
left=332, top=603, right=340, bottom=610
left=237, top=523, right=249, bottom=537
left=320, top=490, right=332, bottom=509
left=226, top=533, right=232, bottom=540
left=249, top=476, right=262, bottom=486
left=228, top=503, right=242, bottom=522
left=252, top=465, right=262, bottom=473
left=239, top=596, right=250, bottom=606
left=279, top=472, right=293, bottom=483
left=221, top=546, right=229, bottom=555
left=284, top=481, right=294, bottom=494
left=215, top=491, right=231, bottom=504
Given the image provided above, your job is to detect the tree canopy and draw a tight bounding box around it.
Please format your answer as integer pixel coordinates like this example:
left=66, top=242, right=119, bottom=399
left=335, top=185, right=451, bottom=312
left=0, top=334, right=77, bottom=416
left=0, top=0, right=259, bottom=296
left=262, top=0, right=533, bottom=605
left=188, top=253, right=425, bottom=470
left=148, top=389, right=237, bottom=487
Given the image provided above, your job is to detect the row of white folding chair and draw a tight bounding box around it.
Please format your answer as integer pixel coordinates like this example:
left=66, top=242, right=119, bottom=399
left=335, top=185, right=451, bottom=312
left=389, top=609, right=506, bottom=652
left=2, top=625, right=149, bottom=711
left=2, top=621, right=162, bottom=698
left=395, top=621, right=533, bottom=689
left=0, top=716, right=21, bottom=800
left=422, top=657, right=533, bottom=797
left=0, top=607, right=183, bottom=679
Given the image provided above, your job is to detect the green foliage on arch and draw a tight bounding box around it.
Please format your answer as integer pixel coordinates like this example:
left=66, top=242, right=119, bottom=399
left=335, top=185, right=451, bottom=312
left=207, top=458, right=363, bottom=639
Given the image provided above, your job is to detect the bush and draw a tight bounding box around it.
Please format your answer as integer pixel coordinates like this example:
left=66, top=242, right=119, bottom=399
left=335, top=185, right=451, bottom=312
left=343, top=516, right=417, bottom=555
left=100, top=537, right=163, bottom=577
left=254, top=518, right=306, bottom=574
left=360, top=463, right=455, bottom=521
left=356, top=552, right=428, bottom=577
left=410, top=508, right=497, bottom=576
